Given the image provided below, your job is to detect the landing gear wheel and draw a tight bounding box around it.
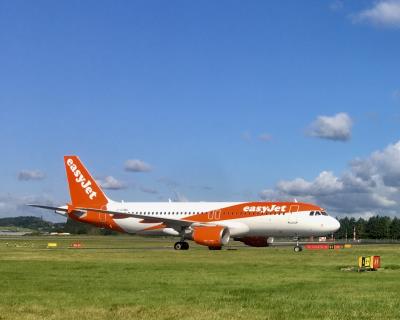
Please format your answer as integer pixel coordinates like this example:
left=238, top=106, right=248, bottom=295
left=208, top=246, right=222, bottom=250
left=182, top=242, right=189, bottom=250
left=174, top=242, right=182, bottom=250
left=294, top=245, right=303, bottom=252
left=174, top=241, right=189, bottom=250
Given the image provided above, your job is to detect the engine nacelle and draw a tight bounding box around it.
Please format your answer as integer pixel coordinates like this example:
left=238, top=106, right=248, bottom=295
left=192, top=226, right=230, bottom=247
left=238, top=236, right=272, bottom=247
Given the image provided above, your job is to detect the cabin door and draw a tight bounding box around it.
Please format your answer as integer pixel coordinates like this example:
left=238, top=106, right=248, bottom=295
left=288, top=204, right=299, bottom=224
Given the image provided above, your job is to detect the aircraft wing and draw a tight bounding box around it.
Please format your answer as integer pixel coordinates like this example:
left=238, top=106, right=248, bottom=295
left=28, top=204, right=215, bottom=229
left=76, top=206, right=200, bottom=228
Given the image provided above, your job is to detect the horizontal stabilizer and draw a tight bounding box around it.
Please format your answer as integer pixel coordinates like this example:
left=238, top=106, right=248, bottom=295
left=27, top=204, right=68, bottom=211
left=27, top=204, right=85, bottom=214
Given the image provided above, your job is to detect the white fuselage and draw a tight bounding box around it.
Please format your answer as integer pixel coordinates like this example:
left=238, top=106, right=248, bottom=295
left=102, top=201, right=340, bottom=238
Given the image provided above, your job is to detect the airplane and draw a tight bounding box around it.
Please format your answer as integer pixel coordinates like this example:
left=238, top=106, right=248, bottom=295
left=29, top=155, right=340, bottom=252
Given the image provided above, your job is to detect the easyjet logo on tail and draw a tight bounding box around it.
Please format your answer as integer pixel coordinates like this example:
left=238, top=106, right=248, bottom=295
left=66, top=158, right=97, bottom=200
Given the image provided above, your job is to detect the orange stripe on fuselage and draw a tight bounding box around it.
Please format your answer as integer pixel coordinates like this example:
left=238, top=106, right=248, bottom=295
left=182, top=202, right=320, bottom=223
left=68, top=210, right=126, bottom=233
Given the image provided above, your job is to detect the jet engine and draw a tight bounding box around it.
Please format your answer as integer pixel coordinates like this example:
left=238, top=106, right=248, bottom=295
left=192, top=226, right=230, bottom=247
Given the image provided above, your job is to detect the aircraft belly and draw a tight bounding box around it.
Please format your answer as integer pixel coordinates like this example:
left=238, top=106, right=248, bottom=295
left=238, top=215, right=312, bottom=237
left=113, top=217, right=162, bottom=234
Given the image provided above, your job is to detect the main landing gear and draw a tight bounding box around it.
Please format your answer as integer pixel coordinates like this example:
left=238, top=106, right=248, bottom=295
left=294, top=245, right=303, bottom=252
left=293, top=237, right=303, bottom=252
left=174, top=241, right=189, bottom=250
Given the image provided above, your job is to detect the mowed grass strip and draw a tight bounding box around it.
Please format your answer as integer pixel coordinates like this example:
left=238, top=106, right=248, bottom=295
left=0, top=237, right=399, bottom=320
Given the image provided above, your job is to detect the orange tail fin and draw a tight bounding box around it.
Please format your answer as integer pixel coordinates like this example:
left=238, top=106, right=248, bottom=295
left=64, top=156, right=108, bottom=209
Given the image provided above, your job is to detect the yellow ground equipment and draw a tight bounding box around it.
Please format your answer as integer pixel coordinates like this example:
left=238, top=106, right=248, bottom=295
left=358, top=256, right=380, bottom=271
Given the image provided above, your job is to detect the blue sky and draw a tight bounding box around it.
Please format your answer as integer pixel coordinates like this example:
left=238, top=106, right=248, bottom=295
left=1, top=1, right=400, bottom=220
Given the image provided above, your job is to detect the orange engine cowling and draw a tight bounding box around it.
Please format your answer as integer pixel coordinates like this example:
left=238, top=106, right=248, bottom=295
left=239, top=236, right=271, bottom=247
left=192, top=226, right=230, bottom=247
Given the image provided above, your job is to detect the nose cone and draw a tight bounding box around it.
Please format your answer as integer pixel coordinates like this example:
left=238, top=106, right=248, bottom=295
left=329, top=217, right=340, bottom=232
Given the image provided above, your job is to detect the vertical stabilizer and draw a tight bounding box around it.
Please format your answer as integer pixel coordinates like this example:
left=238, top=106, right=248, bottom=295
left=64, top=155, right=108, bottom=209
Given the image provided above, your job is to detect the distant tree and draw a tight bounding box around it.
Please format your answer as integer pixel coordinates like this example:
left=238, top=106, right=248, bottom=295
left=63, top=218, right=93, bottom=234
left=366, top=216, right=391, bottom=239
left=334, top=216, right=400, bottom=240
left=335, top=217, right=357, bottom=240
left=63, top=218, right=119, bottom=235
left=335, top=217, right=348, bottom=239
left=355, top=218, right=367, bottom=239
left=389, top=218, right=400, bottom=240
left=0, top=216, right=62, bottom=232
left=365, top=216, right=378, bottom=239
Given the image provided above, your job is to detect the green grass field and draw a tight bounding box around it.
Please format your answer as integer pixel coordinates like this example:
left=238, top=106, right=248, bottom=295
left=1, top=236, right=399, bottom=320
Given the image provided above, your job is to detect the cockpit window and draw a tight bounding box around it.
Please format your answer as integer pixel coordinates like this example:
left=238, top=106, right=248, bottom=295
left=310, top=210, right=329, bottom=216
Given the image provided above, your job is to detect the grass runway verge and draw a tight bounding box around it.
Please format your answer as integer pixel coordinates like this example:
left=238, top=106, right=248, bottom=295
left=1, top=236, right=399, bottom=320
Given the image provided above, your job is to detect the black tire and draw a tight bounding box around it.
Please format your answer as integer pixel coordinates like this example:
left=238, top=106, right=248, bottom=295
left=182, top=242, right=189, bottom=250
left=294, top=246, right=302, bottom=252
left=208, top=246, right=222, bottom=250
left=174, top=242, right=182, bottom=250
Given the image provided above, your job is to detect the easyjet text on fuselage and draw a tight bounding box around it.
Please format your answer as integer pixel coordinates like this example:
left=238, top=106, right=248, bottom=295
left=243, top=205, right=287, bottom=213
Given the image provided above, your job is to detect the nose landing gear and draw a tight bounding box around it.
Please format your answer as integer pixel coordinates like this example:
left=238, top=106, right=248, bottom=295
left=293, top=237, right=303, bottom=252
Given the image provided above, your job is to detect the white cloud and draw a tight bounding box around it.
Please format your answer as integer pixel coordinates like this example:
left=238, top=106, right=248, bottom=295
left=353, top=0, right=400, bottom=27
left=97, top=176, right=126, bottom=190
left=242, top=131, right=272, bottom=142
left=241, top=131, right=252, bottom=142
left=277, top=171, right=343, bottom=196
left=18, top=170, right=45, bottom=181
left=260, top=140, right=400, bottom=217
left=356, top=140, right=400, bottom=187
left=330, top=0, right=344, bottom=11
left=258, top=133, right=272, bottom=142
left=157, top=177, right=179, bottom=188
left=139, top=186, right=158, bottom=194
left=0, top=194, right=64, bottom=221
left=124, top=159, right=152, bottom=172
left=259, top=189, right=286, bottom=202
left=307, top=112, right=352, bottom=141
left=173, top=192, right=189, bottom=202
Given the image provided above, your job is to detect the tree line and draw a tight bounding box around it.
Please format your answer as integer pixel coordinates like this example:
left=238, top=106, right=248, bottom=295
left=335, top=216, right=400, bottom=240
